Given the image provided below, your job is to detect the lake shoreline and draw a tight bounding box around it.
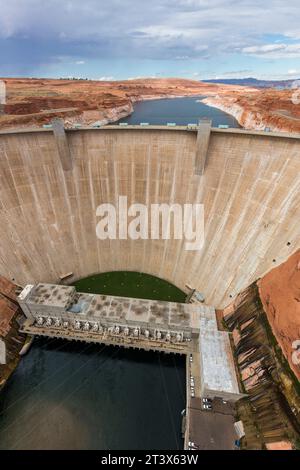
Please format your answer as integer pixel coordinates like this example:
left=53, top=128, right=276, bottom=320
left=117, top=95, right=240, bottom=128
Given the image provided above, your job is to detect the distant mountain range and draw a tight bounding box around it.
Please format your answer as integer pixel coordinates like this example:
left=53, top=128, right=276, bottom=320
left=203, top=77, right=299, bottom=89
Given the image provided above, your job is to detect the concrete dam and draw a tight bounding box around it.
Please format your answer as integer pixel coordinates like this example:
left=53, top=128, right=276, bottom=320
left=0, top=124, right=299, bottom=308
left=1, top=122, right=300, bottom=450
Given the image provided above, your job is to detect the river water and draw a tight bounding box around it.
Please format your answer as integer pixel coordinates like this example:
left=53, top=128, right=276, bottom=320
left=118, top=96, right=240, bottom=127
left=0, top=273, right=186, bottom=450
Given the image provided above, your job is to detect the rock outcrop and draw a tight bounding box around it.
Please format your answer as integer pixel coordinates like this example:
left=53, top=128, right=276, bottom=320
left=0, top=277, right=25, bottom=389
left=202, top=88, right=300, bottom=133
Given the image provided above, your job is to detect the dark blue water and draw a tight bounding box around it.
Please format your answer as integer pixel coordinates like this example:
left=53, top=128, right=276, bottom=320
left=118, top=96, right=240, bottom=127
left=0, top=339, right=185, bottom=450
left=0, top=272, right=186, bottom=450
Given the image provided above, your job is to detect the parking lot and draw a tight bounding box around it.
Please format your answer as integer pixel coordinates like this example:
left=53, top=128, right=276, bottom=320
left=188, top=398, right=236, bottom=450
left=186, top=353, right=237, bottom=450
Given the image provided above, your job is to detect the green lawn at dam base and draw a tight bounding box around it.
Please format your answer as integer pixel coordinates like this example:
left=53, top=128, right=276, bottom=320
left=74, top=271, right=187, bottom=302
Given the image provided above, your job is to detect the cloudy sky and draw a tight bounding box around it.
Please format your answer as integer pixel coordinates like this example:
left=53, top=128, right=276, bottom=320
left=1, top=0, right=300, bottom=80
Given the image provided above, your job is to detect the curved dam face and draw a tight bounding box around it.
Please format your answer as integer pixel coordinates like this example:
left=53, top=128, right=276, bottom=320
left=0, top=126, right=299, bottom=308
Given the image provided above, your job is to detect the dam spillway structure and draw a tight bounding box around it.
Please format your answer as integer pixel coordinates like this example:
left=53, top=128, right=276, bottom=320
left=0, top=120, right=300, bottom=449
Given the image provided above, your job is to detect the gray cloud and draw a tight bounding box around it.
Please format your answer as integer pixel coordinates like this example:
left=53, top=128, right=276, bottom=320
left=0, top=0, right=300, bottom=74
left=242, top=43, right=300, bottom=59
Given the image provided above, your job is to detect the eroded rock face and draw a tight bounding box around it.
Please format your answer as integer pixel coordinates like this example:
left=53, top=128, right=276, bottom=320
left=223, top=282, right=300, bottom=448
left=258, top=250, right=300, bottom=380
left=202, top=88, right=300, bottom=133
left=0, top=276, right=26, bottom=387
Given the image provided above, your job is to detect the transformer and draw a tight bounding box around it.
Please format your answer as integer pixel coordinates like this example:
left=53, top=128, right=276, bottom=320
left=176, top=332, right=183, bottom=342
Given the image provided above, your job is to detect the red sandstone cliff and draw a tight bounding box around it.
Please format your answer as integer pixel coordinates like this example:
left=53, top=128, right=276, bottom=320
left=258, top=250, right=300, bottom=380
left=202, top=88, right=300, bottom=133
left=223, top=251, right=300, bottom=381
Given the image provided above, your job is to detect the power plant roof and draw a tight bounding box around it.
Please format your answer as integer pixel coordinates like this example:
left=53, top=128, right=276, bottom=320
left=25, top=283, right=76, bottom=308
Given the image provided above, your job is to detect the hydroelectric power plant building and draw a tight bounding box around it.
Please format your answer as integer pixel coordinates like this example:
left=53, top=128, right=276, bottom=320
left=18, top=282, right=242, bottom=403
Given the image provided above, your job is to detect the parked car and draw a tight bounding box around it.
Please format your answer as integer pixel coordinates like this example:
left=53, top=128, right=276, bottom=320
left=203, top=403, right=212, bottom=410
left=189, top=354, right=193, bottom=363
left=188, top=442, right=199, bottom=450
left=202, top=397, right=212, bottom=404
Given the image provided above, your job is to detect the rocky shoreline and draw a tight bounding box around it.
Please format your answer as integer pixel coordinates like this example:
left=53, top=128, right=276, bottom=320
left=65, top=92, right=204, bottom=128
left=201, top=91, right=300, bottom=134
left=201, top=95, right=275, bottom=131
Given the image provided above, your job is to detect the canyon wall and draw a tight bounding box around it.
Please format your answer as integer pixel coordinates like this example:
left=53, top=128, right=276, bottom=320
left=202, top=88, right=300, bottom=133
left=0, top=276, right=25, bottom=387
left=0, top=126, right=299, bottom=308
left=259, top=250, right=300, bottom=380
left=224, top=283, right=300, bottom=449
